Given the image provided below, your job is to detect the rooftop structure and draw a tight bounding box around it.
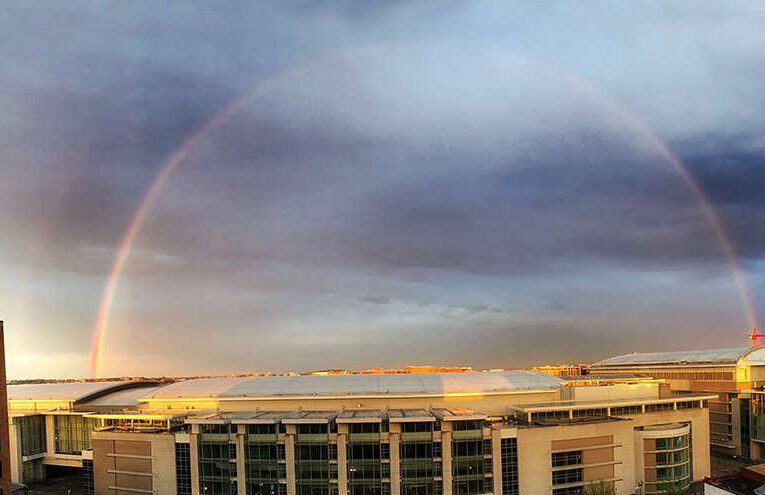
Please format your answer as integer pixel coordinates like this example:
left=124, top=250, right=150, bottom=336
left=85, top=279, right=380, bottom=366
left=8, top=380, right=159, bottom=404
left=592, top=346, right=765, bottom=367
left=593, top=345, right=765, bottom=459
left=139, top=370, right=564, bottom=401
left=7, top=364, right=714, bottom=495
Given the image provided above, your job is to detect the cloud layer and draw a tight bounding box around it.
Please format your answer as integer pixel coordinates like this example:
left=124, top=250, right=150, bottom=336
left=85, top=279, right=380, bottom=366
left=1, top=1, right=764, bottom=378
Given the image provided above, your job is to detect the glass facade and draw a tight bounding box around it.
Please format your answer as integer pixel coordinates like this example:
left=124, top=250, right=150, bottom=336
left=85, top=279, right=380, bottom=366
left=551, top=448, right=584, bottom=495
left=347, top=423, right=382, bottom=495
left=500, top=438, right=518, bottom=495
left=18, top=415, right=46, bottom=456
left=199, top=424, right=237, bottom=495
left=22, top=459, right=45, bottom=484
left=451, top=421, right=485, bottom=495
left=296, top=424, right=333, bottom=495
left=645, top=431, right=692, bottom=495
left=401, top=422, right=436, bottom=495
left=82, top=459, right=94, bottom=495
left=246, top=424, right=286, bottom=495
left=176, top=443, right=192, bottom=495
left=54, top=415, right=97, bottom=454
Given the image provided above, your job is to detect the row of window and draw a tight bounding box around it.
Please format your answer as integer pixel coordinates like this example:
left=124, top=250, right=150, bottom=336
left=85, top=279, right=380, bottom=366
left=530, top=401, right=702, bottom=422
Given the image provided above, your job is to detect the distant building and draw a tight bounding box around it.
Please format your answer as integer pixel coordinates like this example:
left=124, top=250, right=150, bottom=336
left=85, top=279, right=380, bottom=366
left=532, top=365, right=589, bottom=378
left=8, top=369, right=714, bottom=495
left=704, top=463, right=765, bottom=494
left=592, top=346, right=765, bottom=459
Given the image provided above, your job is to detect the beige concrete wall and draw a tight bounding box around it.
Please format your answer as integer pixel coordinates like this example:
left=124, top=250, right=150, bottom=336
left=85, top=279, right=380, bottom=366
left=441, top=423, right=453, bottom=495
left=285, top=425, right=296, bottom=495
left=190, top=424, right=200, bottom=495
left=389, top=423, right=401, bottom=495
left=237, top=425, right=247, bottom=495
left=8, top=420, right=22, bottom=484
left=563, top=383, right=659, bottom=402
left=92, top=430, right=177, bottom=495
left=518, top=422, right=633, bottom=495
left=337, top=424, right=348, bottom=495
left=623, top=407, right=711, bottom=483
left=515, top=408, right=711, bottom=495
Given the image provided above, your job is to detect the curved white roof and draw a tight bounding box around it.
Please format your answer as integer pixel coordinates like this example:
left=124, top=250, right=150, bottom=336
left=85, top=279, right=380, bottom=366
left=142, top=371, right=563, bottom=400
left=8, top=381, right=156, bottom=402
left=80, top=385, right=164, bottom=408
left=592, top=346, right=764, bottom=368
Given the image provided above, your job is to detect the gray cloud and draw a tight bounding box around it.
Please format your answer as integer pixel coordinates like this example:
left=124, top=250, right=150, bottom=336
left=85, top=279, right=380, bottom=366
left=2, top=1, right=764, bottom=378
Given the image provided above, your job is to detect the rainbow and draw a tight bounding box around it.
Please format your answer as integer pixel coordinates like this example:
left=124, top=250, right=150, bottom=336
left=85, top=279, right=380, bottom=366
left=89, top=52, right=759, bottom=377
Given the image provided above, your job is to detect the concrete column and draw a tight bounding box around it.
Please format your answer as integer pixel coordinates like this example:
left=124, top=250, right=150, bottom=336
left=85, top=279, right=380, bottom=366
left=190, top=424, right=200, bottom=495
left=237, top=425, right=247, bottom=495
left=491, top=428, right=502, bottom=495
left=389, top=423, right=401, bottom=495
left=45, top=414, right=56, bottom=455
left=441, top=424, right=453, bottom=495
left=732, top=398, right=743, bottom=456
left=337, top=424, right=348, bottom=495
left=286, top=425, right=297, bottom=495
left=8, top=419, right=22, bottom=484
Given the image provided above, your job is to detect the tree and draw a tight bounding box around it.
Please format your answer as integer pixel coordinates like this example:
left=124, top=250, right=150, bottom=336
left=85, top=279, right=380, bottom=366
left=583, top=480, right=615, bottom=495
left=659, top=481, right=690, bottom=495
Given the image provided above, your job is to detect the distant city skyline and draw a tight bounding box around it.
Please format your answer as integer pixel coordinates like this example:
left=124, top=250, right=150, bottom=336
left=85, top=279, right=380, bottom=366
left=2, top=1, right=764, bottom=379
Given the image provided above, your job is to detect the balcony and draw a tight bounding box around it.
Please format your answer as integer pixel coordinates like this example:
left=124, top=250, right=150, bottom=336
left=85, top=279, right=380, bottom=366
left=401, top=432, right=432, bottom=442
left=297, top=433, right=329, bottom=444
left=452, top=430, right=482, bottom=441
left=248, top=433, right=278, bottom=443
left=349, top=433, right=380, bottom=443
left=199, top=433, right=231, bottom=443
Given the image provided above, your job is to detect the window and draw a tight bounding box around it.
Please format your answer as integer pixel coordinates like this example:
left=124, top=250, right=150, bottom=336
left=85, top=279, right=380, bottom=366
left=553, top=468, right=583, bottom=485
left=81, top=459, right=94, bottom=495
left=54, top=415, right=97, bottom=454
left=248, top=424, right=276, bottom=434
left=402, top=422, right=432, bottom=433
left=646, top=403, right=674, bottom=413
left=18, top=415, right=46, bottom=456
left=452, top=420, right=483, bottom=431
left=655, top=435, right=689, bottom=451
left=552, top=487, right=583, bottom=495
left=176, top=443, right=192, bottom=495
left=349, top=423, right=379, bottom=434
left=552, top=451, right=582, bottom=467
left=299, top=424, right=327, bottom=434
left=22, top=459, right=45, bottom=484
left=611, top=406, right=643, bottom=416
left=401, top=435, right=436, bottom=494
left=572, top=408, right=607, bottom=418
left=452, top=438, right=484, bottom=495
left=199, top=436, right=236, bottom=495
left=453, top=478, right=483, bottom=495
left=296, top=443, right=331, bottom=495
left=501, top=438, right=519, bottom=495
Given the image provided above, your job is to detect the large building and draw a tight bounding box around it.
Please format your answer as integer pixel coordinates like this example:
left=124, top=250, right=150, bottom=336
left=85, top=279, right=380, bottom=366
left=8, top=370, right=714, bottom=495
left=592, top=346, right=765, bottom=459
left=0, top=322, right=13, bottom=495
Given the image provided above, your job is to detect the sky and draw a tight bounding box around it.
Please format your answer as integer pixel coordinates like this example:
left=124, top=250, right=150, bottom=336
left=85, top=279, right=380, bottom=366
left=1, top=1, right=764, bottom=379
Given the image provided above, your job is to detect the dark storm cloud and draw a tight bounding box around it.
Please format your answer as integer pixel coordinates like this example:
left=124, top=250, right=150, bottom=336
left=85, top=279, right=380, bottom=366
left=2, top=0, right=765, bottom=377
